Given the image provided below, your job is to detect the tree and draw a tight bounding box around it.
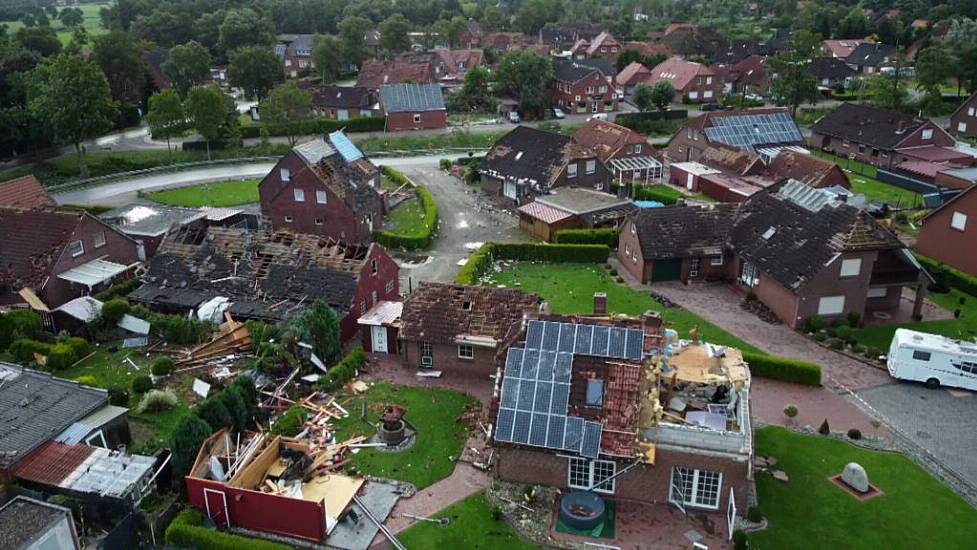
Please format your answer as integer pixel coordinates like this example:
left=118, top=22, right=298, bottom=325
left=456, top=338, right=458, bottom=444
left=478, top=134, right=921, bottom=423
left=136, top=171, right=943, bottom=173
left=647, top=81, right=676, bottom=111
left=338, top=16, right=372, bottom=68
left=289, top=300, right=341, bottom=366
left=27, top=55, right=117, bottom=177
left=147, top=89, right=185, bottom=155
left=494, top=50, right=554, bottom=118
left=481, top=6, right=505, bottom=32
left=914, top=46, right=951, bottom=95
left=633, top=84, right=655, bottom=111
left=446, top=65, right=496, bottom=112
left=380, top=14, right=411, bottom=53
left=16, top=27, right=62, bottom=58
left=219, top=8, right=275, bottom=54
left=261, top=81, right=313, bottom=145
left=58, top=7, right=84, bottom=29
left=312, top=34, right=342, bottom=85
left=162, top=41, right=212, bottom=97
left=228, top=46, right=283, bottom=100
left=867, top=74, right=908, bottom=111
left=513, top=0, right=558, bottom=35
left=92, top=31, right=146, bottom=106
left=186, top=85, right=227, bottom=159
left=170, top=413, right=213, bottom=477
left=768, top=30, right=820, bottom=116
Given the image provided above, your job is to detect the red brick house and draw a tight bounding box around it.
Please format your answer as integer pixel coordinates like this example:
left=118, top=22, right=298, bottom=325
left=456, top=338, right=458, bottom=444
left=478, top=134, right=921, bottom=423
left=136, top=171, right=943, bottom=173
left=0, top=206, right=143, bottom=309
left=573, top=119, right=663, bottom=183
left=460, top=21, right=482, bottom=48
left=131, top=227, right=399, bottom=342
left=726, top=54, right=769, bottom=96
left=822, top=39, right=871, bottom=59
left=259, top=132, right=383, bottom=243
left=763, top=150, right=850, bottom=189
left=299, top=84, right=378, bottom=120
left=665, top=108, right=804, bottom=163
left=618, top=180, right=932, bottom=327
left=916, top=185, right=977, bottom=276
left=0, top=175, right=56, bottom=208
left=380, top=83, right=447, bottom=131
left=950, top=91, right=977, bottom=140
left=646, top=57, right=721, bottom=104
left=571, top=32, right=623, bottom=62
left=551, top=60, right=618, bottom=115
left=398, top=283, right=543, bottom=385
left=615, top=62, right=654, bottom=95
left=275, top=34, right=314, bottom=78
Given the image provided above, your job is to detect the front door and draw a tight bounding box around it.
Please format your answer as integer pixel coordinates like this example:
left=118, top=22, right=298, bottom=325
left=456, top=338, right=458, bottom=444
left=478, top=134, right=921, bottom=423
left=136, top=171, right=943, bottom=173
left=204, top=489, right=229, bottom=528
left=371, top=325, right=388, bottom=353
left=652, top=259, right=682, bottom=282
left=338, top=109, right=349, bottom=121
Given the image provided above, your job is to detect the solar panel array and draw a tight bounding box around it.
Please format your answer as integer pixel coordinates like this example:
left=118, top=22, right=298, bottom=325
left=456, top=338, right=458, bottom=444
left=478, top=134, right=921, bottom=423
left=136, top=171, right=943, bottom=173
left=704, top=112, right=803, bottom=153
left=494, top=321, right=645, bottom=459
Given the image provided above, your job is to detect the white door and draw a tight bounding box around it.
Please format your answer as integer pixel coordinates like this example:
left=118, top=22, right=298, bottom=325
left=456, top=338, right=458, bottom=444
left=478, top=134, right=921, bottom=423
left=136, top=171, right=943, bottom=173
left=338, top=109, right=349, bottom=121
left=371, top=326, right=388, bottom=353
left=686, top=173, right=694, bottom=190
left=503, top=181, right=517, bottom=199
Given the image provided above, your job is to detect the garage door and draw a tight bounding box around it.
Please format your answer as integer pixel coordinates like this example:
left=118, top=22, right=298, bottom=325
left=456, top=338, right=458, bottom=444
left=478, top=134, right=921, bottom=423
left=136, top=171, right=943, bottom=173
left=652, top=260, right=682, bottom=282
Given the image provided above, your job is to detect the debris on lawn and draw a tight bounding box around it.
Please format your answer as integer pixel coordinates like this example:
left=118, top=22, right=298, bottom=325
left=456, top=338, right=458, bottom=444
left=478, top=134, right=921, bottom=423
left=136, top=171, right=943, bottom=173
left=173, top=312, right=253, bottom=371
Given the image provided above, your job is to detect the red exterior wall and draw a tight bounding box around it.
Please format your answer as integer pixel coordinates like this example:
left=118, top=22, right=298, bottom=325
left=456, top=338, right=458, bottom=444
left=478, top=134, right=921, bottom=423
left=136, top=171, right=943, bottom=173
left=950, top=95, right=977, bottom=139
left=811, top=121, right=955, bottom=170
left=344, top=245, right=400, bottom=343
left=385, top=110, right=447, bottom=131
left=696, top=176, right=756, bottom=203
left=667, top=164, right=703, bottom=192
left=186, top=477, right=326, bottom=542
left=550, top=72, right=618, bottom=115
left=402, top=341, right=499, bottom=386
left=617, top=220, right=648, bottom=283
left=675, top=74, right=721, bottom=104
left=917, top=191, right=977, bottom=276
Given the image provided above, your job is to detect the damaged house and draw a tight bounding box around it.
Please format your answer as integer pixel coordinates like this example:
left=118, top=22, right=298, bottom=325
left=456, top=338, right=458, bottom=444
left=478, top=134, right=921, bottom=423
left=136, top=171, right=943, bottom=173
left=259, top=132, right=384, bottom=244
left=129, top=227, right=399, bottom=342
left=618, top=180, right=932, bottom=328
left=665, top=108, right=806, bottom=164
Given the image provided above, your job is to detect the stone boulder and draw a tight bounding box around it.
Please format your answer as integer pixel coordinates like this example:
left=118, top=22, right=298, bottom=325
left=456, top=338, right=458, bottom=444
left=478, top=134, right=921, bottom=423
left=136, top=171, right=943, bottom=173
left=841, top=462, right=869, bottom=493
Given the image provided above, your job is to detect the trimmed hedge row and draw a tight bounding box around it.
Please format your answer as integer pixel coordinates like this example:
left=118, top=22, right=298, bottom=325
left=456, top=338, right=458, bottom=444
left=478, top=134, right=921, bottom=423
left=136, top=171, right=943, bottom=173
left=915, top=253, right=977, bottom=298
left=455, top=242, right=611, bottom=284
left=633, top=186, right=679, bottom=205
left=318, top=347, right=367, bottom=391
left=94, top=278, right=141, bottom=301
left=553, top=228, right=619, bottom=246
left=617, top=110, right=688, bottom=122
left=743, top=352, right=822, bottom=386
left=165, top=509, right=291, bottom=550
left=372, top=166, right=439, bottom=250
left=239, top=116, right=385, bottom=139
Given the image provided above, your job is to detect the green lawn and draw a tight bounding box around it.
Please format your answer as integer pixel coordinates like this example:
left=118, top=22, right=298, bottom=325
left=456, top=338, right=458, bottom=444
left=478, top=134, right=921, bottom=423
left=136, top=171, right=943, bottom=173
left=750, top=427, right=977, bottom=549
left=355, top=130, right=505, bottom=154
left=400, top=490, right=539, bottom=549
left=0, top=3, right=111, bottom=45
left=810, top=150, right=923, bottom=207
left=640, top=183, right=714, bottom=203
left=331, top=383, right=476, bottom=489
left=850, top=288, right=977, bottom=350
left=482, top=263, right=760, bottom=353
left=385, top=196, right=428, bottom=235
left=146, top=179, right=261, bottom=207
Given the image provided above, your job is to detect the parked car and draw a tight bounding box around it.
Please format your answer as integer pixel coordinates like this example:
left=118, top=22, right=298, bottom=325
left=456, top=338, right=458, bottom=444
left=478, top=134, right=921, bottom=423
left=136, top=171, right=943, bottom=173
left=508, top=111, right=521, bottom=123
left=553, top=108, right=566, bottom=119
left=700, top=103, right=723, bottom=111
left=587, top=113, right=608, bottom=121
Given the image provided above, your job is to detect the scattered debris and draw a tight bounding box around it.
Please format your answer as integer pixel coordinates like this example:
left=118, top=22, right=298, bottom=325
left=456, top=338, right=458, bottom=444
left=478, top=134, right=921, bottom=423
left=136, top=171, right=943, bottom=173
left=402, top=513, right=451, bottom=526
left=772, top=470, right=789, bottom=482
left=174, top=312, right=253, bottom=371
left=192, top=378, right=211, bottom=398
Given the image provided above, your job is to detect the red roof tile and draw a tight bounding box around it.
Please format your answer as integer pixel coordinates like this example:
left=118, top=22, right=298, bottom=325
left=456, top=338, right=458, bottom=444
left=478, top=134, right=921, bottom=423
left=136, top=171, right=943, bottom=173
left=356, top=61, right=435, bottom=88
left=12, top=441, right=95, bottom=487
left=517, top=201, right=573, bottom=224
left=0, top=175, right=56, bottom=208
left=0, top=206, right=87, bottom=289
left=574, top=119, right=650, bottom=163
left=647, top=57, right=714, bottom=90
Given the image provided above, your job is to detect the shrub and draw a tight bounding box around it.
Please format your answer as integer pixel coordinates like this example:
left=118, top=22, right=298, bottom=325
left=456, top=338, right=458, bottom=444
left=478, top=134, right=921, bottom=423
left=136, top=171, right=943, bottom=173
left=803, top=315, right=826, bottom=333
left=853, top=343, right=867, bottom=354
left=834, top=325, right=855, bottom=344
left=632, top=186, right=679, bottom=205
left=237, top=116, right=384, bottom=139
left=491, top=506, right=504, bottom=521
left=742, top=352, right=821, bottom=385
left=94, top=278, right=141, bottom=301
left=9, top=339, right=51, bottom=363
left=4, top=309, right=42, bottom=340
left=732, top=529, right=749, bottom=550
left=195, top=397, right=235, bottom=431
left=746, top=505, right=764, bottom=523
left=271, top=404, right=308, bottom=436
left=152, top=357, right=176, bottom=376
left=137, top=389, right=179, bottom=413
left=813, top=332, right=827, bottom=342
left=553, top=228, right=619, bottom=246
left=865, top=346, right=882, bottom=360
left=46, top=343, right=77, bottom=370
left=100, top=298, right=130, bottom=326
left=107, top=386, right=129, bottom=407
left=818, top=418, right=830, bottom=435
left=439, top=158, right=452, bottom=170
left=783, top=404, right=798, bottom=419
left=64, top=337, right=90, bottom=360
left=318, top=347, right=367, bottom=391
left=165, top=508, right=291, bottom=550
left=132, top=374, right=154, bottom=394
left=828, top=338, right=844, bottom=350
left=847, top=428, right=862, bottom=440
left=373, top=167, right=440, bottom=250
left=75, top=375, right=99, bottom=387
left=830, top=317, right=848, bottom=328
left=846, top=311, right=861, bottom=328
left=915, top=254, right=977, bottom=298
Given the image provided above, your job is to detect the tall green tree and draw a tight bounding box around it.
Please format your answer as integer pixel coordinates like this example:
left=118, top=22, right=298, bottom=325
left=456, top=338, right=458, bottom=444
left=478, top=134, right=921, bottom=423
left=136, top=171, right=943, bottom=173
left=380, top=14, right=411, bottom=53
left=914, top=46, right=951, bottom=95
left=27, top=55, right=118, bottom=177
left=446, top=65, right=496, bottom=112
left=15, top=27, right=62, bottom=58
left=289, top=300, right=341, bottom=366
left=186, top=85, right=227, bottom=159
left=648, top=81, right=676, bottom=111
left=261, top=81, right=313, bottom=145
left=170, top=413, right=214, bottom=476
left=866, top=73, right=908, bottom=111
left=219, top=8, right=275, bottom=54
left=312, top=34, right=342, bottom=85
left=162, top=41, right=212, bottom=97
left=228, top=46, right=284, bottom=100
left=338, top=16, right=372, bottom=68
left=481, top=6, right=505, bottom=32
left=58, top=7, right=84, bottom=28
left=513, top=0, right=559, bottom=35
left=494, top=50, right=554, bottom=118
left=92, top=31, right=147, bottom=106
left=146, top=89, right=185, bottom=155
left=768, top=30, right=820, bottom=116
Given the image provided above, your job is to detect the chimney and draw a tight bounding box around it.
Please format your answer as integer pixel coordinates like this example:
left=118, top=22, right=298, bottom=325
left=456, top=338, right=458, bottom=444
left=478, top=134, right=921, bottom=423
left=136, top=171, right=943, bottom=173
left=593, top=292, right=607, bottom=315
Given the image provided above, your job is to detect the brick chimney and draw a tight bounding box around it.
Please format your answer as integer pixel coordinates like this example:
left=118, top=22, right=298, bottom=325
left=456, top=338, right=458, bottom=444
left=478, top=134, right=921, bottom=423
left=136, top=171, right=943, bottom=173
left=593, top=292, right=608, bottom=315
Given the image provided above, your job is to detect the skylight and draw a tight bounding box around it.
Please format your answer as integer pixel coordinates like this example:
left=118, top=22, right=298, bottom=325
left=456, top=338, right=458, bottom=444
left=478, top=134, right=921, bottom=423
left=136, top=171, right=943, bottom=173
left=515, top=151, right=524, bottom=160
left=762, top=226, right=776, bottom=240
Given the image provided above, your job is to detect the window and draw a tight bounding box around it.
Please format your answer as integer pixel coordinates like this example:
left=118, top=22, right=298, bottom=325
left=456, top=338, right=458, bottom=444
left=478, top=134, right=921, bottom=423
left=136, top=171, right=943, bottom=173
left=316, top=190, right=328, bottom=204
left=710, top=255, right=723, bottom=266
left=872, top=148, right=879, bottom=157
left=921, top=128, right=933, bottom=140
left=413, top=114, right=421, bottom=124
left=951, top=211, right=968, bottom=231
left=586, top=379, right=604, bottom=407
left=625, top=243, right=631, bottom=255
left=595, top=183, right=604, bottom=191
left=670, top=468, right=722, bottom=509
left=314, top=217, right=324, bottom=225
left=586, top=86, right=594, bottom=94
left=703, top=90, right=713, bottom=99
left=867, top=287, right=887, bottom=298
left=281, top=168, right=290, bottom=182
left=857, top=144, right=865, bottom=154
left=385, top=280, right=395, bottom=293
left=705, top=76, right=713, bottom=85
left=93, top=231, right=106, bottom=249
left=69, top=240, right=84, bottom=257
left=842, top=139, right=850, bottom=148
left=371, top=290, right=379, bottom=305
left=420, top=341, right=433, bottom=358
left=458, top=344, right=474, bottom=359
left=960, top=122, right=969, bottom=133
left=969, top=107, right=976, bottom=117
left=585, top=160, right=596, bottom=174
left=840, top=258, right=862, bottom=278
left=740, top=261, right=759, bottom=288
left=284, top=215, right=293, bottom=223
left=575, top=95, right=581, bottom=101
left=568, top=458, right=616, bottom=494
left=371, top=258, right=378, bottom=276
left=689, top=257, right=701, bottom=278
left=567, top=163, right=577, bottom=178
left=599, top=86, right=607, bottom=93
left=293, top=188, right=305, bottom=202
left=360, top=300, right=367, bottom=315
left=689, top=91, right=699, bottom=100
left=635, top=144, right=641, bottom=153
left=817, top=295, right=845, bottom=315
left=630, top=223, right=636, bottom=235
left=912, top=350, right=931, bottom=361
left=632, top=250, right=638, bottom=264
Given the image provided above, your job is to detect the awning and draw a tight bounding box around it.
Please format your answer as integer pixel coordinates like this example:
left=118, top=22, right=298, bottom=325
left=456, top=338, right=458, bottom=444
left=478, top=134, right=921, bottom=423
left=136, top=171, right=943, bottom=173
left=58, top=259, right=130, bottom=288
left=358, top=301, right=403, bottom=326
left=608, top=156, right=663, bottom=172
left=755, top=145, right=810, bottom=161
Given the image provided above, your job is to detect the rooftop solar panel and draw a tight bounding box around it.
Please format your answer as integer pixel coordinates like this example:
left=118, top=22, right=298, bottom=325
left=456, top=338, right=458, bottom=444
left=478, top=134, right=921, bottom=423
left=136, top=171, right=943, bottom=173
left=513, top=410, right=532, bottom=442
left=574, top=324, right=593, bottom=354
left=542, top=321, right=560, bottom=350
left=705, top=112, right=803, bottom=153
left=580, top=422, right=603, bottom=459
left=496, top=408, right=515, bottom=441
left=608, top=328, right=626, bottom=357
left=526, top=321, right=544, bottom=348
left=501, top=378, right=519, bottom=408
left=546, top=415, right=566, bottom=448
left=530, top=412, right=549, bottom=446
left=558, top=323, right=576, bottom=353
left=592, top=326, right=610, bottom=355
left=564, top=416, right=584, bottom=451
left=505, top=348, right=523, bottom=377
left=551, top=382, right=570, bottom=413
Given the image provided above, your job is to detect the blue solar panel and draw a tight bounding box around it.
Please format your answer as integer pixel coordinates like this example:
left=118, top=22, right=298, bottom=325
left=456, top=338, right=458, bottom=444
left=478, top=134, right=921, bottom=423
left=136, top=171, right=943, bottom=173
left=501, top=378, right=519, bottom=408
left=580, top=422, right=603, bottom=459
left=592, top=326, right=609, bottom=355
left=529, top=413, right=548, bottom=446
left=522, top=349, right=539, bottom=379
left=575, top=324, right=593, bottom=354
left=625, top=329, right=643, bottom=359
left=517, top=380, right=536, bottom=410
left=328, top=131, right=364, bottom=163
left=608, top=328, right=626, bottom=356
left=555, top=353, right=573, bottom=382
left=496, top=408, right=515, bottom=442
left=558, top=323, right=576, bottom=352
left=551, top=382, right=570, bottom=414
left=564, top=417, right=584, bottom=451
left=537, top=351, right=555, bottom=381
left=542, top=321, right=560, bottom=350
left=513, top=410, right=532, bottom=442
left=505, top=348, right=523, bottom=377
left=546, top=415, right=566, bottom=448
left=704, top=112, right=803, bottom=153
left=526, top=321, right=544, bottom=348
left=534, top=381, right=552, bottom=412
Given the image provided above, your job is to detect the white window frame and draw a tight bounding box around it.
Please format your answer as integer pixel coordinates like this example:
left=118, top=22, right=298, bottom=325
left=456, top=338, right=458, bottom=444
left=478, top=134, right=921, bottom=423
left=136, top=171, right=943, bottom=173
left=69, top=240, right=84, bottom=257
left=951, top=211, right=968, bottom=231
left=921, top=128, right=933, bottom=140
left=360, top=300, right=367, bottom=315
left=689, top=257, right=701, bottom=278
left=635, top=144, right=641, bottom=153
left=420, top=341, right=433, bottom=359
left=840, top=258, right=862, bottom=278
left=281, top=168, right=290, bottom=182
left=458, top=344, right=474, bottom=359
left=293, top=188, right=305, bottom=202
left=385, top=280, right=395, bottom=293
left=625, top=243, right=631, bottom=255
left=314, top=217, right=323, bottom=225
left=93, top=231, right=106, bottom=249
left=689, top=91, right=699, bottom=100
left=567, top=163, right=578, bottom=178
left=568, top=457, right=616, bottom=494
left=969, top=107, right=976, bottom=116
left=704, top=90, right=713, bottom=98
left=740, top=261, right=759, bottom=288
left=710, top=255, right=723, bottom=266
left=316, top=190, right=328, bottom=204
left=371, top=290, right=379, bottom=304
left=817, top=295, right=846, bottom=315
left=586, top=86, right=594, bottom=94
left=960, top=122, right=969, bottom=133
left=670, top=467, right=722, bottom=510
left=599, top=85, right=607, bottom=93
left=585, top=160, right=596, bottom=175
left=413, top=114, right=422, bottom=124
left=705, top=76, right=713, bottom=85
left=867, top=286, right=887, bottom=299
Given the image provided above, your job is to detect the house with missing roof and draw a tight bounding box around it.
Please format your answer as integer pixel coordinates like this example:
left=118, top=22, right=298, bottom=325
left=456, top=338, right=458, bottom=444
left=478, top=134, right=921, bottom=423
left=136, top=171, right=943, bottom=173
left=99, top=204, right=207, bottom=257
left=665, top=108, right=806, bottom=164
left=618, top=180, right=932, bottom=327
left=0, top=206, right=143, bottom=310
left=493, top=312, right=753, bottom=538
left=259, top=132, right=384, bottom=243
left=822, top=39, right=872, bottom=59
left=950, top=91, right=977, bottom=140
left=550, top=60, right=618, bottom=115
left=398, top=283, right=544, bottom=384
left=517, top=188, right=637, bottom=242
left=379, top=83, right=447, bottom=131
left=916, top=184, right=977, bottom=276
left=573, top=119, right=663, bottom=183
left=356, top=60, right=436, bottom=90
left=481, top=126, right=611, bottom=204
left=645, top=57, right=721, bottom=104
left=571, top=32, right=623, bottom=62
left=130, top=226, right=399, bottom=342
left=0, top=175, right=56, bottom=208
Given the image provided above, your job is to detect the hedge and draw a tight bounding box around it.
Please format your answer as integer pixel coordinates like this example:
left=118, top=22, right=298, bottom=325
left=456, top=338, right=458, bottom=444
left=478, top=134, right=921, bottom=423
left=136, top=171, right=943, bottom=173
left=616, top=110, right=688, bottom=123
left=915, top=253, right=977, bottom=298
left=553, top=228, right=619, bottom=246
left=743, top=352, right=822, bottom=386
left=372, top=166, right=439, bottom=250
left=633, top=186, right=679, bottom=205
left=165, top=509, right=291, bottom=550
left=239, top=116, right=385, bottom=139
left=318, top=347, right=367, bottom=391
left=455, top=242, right=611, bottom=284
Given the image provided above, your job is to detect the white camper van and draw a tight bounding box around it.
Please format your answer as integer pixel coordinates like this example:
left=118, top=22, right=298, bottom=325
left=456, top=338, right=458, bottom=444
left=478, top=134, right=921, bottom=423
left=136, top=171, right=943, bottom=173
left=887, top=328, right=977, bottom=390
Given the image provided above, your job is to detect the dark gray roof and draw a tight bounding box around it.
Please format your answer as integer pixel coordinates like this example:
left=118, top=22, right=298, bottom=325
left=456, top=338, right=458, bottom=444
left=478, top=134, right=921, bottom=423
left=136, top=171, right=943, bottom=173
left=309, top=85, right=373, bottom=109
left=482, top=126, right=572, bottom=186
left=100, top=204, right=205, bottom=237
left=540, top=25, right=578, bottom=44
left=554, top=59, right=602, bottom=83
left=0, top=363, right=108, bottom=468
left=810, top=103, right=925, bottom=150
left=631, top=204, right=738, bottom=259
left=845, top=43, right=897, bottom=67
left=380, top=83, right=445, bottom=113
left=809, top=57, right=856, bottom=80
left=0, top=497, right=71, bottom=549
left=573, top=57, right=617, bottom=78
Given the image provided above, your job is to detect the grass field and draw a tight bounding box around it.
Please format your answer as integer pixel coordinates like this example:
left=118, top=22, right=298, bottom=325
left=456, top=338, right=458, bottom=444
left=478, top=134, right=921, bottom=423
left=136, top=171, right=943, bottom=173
left=850, top=288, right=977, bottom=350
left=330, top=383, right=477, bottom=489
left=750, top=427, right=977, bottom=549
left=400, top=491, right=539, bottom=549
left=355, top=130, right=506, bottom=154
left=811, top=150, right=922, bottom=208
left=0, top=3, right=111, bottom=45
left=384, top=196, right=428, bottom=235
left=147, top=179, right=261, bottom=207
left=483, top=262, right=761, bottom=353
